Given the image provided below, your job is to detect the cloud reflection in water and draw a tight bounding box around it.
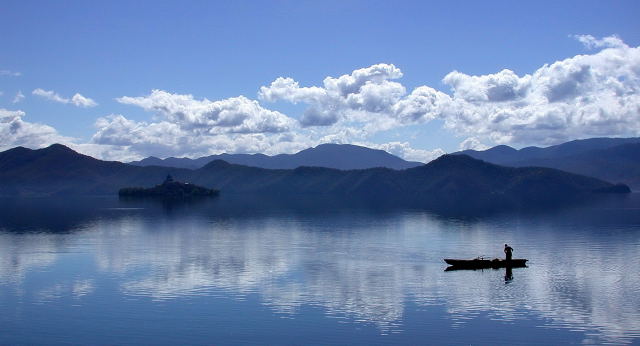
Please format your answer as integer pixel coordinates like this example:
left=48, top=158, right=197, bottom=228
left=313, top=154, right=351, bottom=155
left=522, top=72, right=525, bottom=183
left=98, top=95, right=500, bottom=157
left=1, top=196, right=639, bottom=343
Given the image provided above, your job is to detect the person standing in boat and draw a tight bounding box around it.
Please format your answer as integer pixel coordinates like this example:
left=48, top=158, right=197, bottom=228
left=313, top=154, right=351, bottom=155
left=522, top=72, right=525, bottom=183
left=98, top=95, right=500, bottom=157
left=504, top=244, right=513, bottom=261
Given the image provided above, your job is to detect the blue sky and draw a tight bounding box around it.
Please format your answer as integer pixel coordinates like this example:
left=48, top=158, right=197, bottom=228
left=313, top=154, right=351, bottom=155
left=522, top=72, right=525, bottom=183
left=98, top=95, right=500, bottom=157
left=1, top=1, right=639, bottom=161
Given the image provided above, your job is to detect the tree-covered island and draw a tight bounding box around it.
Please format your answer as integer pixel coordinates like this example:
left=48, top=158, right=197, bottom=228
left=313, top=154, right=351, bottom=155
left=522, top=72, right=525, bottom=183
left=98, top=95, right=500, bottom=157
left=119, top=175, right=219, bottom=198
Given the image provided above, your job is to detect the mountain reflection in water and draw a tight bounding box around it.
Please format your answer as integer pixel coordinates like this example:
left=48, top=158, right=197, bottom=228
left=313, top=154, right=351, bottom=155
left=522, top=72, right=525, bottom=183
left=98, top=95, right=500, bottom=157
left=0, top=194, right=639, bottom=344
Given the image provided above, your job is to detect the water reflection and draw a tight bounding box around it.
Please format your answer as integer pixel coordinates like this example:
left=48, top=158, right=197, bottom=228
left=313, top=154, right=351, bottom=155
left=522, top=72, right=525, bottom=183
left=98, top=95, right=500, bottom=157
left=1, top=194, right=639, bottom=344
left=0, top=233, right=60, bottom=284
left=444, top=266, right=518, bottom=284
left=505, top=267, right=513, bottom=283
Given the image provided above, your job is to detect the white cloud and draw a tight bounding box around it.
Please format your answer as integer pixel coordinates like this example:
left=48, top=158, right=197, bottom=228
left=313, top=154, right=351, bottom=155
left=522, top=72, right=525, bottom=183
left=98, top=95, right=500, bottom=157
left=442, top=69, right=527, bottom=103
left=0, top=108, right=128, bottom=161
left=91, top=90, right=311, bottom=159
left=0, top=108, right=73, bottom=151
left=0, top=70, right=21, bottom=77
left=260, top=36, right=640, bottom=150
left=32, top=88, right=97, bottom=107
left=0, top=108, right=159, bottom=162
left=117, top=90, right=294, bottom=134
left=259, top=64, right=449, bottom=142
left=259, top=63, right=407, bottom=129
left=90, top=113, right=309, bottom=160
left=458, top=137, right=488, bottom=151
left=0, top=105, right=432, bottom=165
left=88, top=108, right=438, bottom=163
left=70, top=93, right=98, bottom=107
left=33, top=89, right=71, bottom=103
left=391, top=86, right=449, bottom=124
left=573, top=34, right=626, bottom=49
left=365, top=141, right=445, bottom=163
left=10, top=35, right=636, bottom=162
left=439, top=35, right=640, bottom=146
left=13, top=91, right=25, bottom=104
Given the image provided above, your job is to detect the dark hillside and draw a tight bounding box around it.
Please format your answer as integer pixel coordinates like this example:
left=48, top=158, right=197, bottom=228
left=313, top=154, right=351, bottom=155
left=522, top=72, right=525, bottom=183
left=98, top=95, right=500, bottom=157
left=457, top=138, right=640, bottom=189
left=0, top=145, right=629, bottom=212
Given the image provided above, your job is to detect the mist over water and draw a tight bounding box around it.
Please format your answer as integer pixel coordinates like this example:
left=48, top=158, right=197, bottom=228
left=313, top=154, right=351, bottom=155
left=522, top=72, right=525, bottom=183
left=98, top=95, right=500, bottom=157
left=1, top=194, right=639, bottom=345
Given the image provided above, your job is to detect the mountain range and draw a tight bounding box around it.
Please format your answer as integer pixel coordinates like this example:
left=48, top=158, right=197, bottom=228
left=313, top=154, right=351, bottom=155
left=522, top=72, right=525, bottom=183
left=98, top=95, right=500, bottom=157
left=0, top=144, right=629, bottom=211
left=456, top=137, right=640, bottom=190
left=129, top=143, right=423, bottom=170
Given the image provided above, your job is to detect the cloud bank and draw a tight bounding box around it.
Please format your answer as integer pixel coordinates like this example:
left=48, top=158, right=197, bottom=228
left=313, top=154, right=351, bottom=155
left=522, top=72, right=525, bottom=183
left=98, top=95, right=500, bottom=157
left=86, top=90, right=303, bottom=158
left=260, top=35, right=640, bottom=147
left=2, top=35, right=639, bottom=162
left=438, top=36, right=640, bottom=145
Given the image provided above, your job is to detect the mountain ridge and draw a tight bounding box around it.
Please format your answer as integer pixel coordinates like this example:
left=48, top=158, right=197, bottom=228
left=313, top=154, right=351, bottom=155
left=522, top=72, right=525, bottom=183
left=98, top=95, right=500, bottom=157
left=0, top=144, right=629, bottom=212
left=129, top=143, right=424, bottom=170
left=456, top=137, right=640, bottom=189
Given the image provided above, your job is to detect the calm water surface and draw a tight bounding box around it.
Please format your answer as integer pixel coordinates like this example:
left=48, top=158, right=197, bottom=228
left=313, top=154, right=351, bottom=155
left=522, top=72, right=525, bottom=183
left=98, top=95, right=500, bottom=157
left=1, top=194, right=639, bottom=345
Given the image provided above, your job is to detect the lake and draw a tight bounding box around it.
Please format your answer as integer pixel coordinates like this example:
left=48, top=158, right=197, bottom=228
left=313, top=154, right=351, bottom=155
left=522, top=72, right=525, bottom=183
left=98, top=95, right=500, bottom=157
left=1, top=193, right=639, bottom=345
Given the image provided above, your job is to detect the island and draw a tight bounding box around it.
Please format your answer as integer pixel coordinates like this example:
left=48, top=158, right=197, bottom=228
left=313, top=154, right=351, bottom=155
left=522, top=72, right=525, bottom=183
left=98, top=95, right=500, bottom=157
left=119, top=175, right=219, bottom=198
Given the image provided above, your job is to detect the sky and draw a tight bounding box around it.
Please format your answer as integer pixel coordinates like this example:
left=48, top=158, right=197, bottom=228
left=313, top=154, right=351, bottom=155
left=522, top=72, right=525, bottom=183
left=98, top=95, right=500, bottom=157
left=1, top=0, right=640, bottom=162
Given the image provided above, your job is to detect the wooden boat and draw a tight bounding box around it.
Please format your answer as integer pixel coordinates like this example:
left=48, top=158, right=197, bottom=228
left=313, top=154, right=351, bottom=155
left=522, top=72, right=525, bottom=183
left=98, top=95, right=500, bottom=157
left=444, top=257, right=527, bottom=269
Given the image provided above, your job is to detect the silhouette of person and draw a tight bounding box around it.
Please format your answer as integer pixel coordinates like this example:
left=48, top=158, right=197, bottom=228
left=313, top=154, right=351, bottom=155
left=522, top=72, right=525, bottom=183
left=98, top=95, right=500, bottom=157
left=504, top=244, right=513, bottom=261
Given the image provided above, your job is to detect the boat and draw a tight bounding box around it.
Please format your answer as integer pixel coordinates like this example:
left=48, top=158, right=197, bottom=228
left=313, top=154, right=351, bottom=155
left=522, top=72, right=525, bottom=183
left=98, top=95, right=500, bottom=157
left=444, top=257, right=527, bottom=269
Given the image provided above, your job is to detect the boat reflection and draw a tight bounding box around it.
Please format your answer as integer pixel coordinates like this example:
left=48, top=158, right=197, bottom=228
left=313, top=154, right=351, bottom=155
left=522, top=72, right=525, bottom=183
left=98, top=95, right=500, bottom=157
left=443, top=265, right=517, bottom=284
left=505, top=267, right=513, bottom=283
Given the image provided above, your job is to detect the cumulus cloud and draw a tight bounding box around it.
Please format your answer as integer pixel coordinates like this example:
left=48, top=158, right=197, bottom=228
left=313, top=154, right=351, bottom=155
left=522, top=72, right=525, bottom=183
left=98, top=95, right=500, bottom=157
left=89, top=89, right=312, bottom=159
left=87, top=107, right=436, bottom=163
left=458, top=137, right=488, bottom=151
left=90, top=114, right=308, bottom=160
left=32, top=88, right=97, bottom=107
left=439, top=35, right=640, bottom=145
left=116, top=90, right=294, bottom=134
left=259, top=63, right=408, bottom=129
left=0, top=108, right=73, bottom=151
left=0, top=108, right=170, bottom=162
left=442, top=69, right=527, bottom=103
left=260, top=35, right=640, bottom=149
left=258, top=64, right=446, bottom=136
left=0, top=108, right=129, bottom=161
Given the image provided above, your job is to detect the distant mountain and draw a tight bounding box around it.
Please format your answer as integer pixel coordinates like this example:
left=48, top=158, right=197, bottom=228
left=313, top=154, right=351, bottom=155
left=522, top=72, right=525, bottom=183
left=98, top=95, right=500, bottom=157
left=0, top=144, right=629, bottom=212
left=456, top=137, right=640, bottom=190
left=129, top=143, right=424, bottom=170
